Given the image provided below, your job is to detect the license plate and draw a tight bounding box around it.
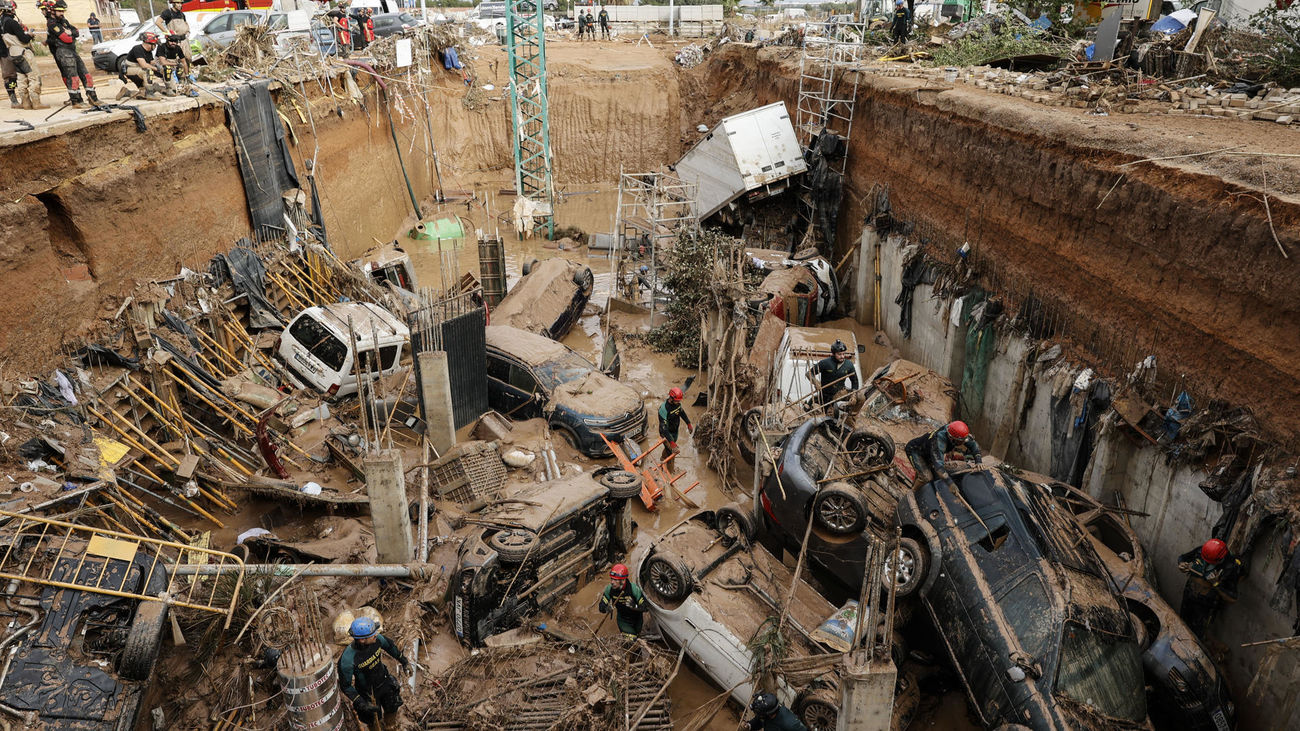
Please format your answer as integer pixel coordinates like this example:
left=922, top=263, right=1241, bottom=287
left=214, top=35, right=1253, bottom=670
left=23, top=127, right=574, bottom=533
left=1212, top=709, right=1229, bottom=731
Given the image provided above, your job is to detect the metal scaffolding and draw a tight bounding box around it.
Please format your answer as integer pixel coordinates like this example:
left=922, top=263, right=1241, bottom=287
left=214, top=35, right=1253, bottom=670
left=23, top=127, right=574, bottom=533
left=610, top=170, right=700, bottom=326
left=506, top=0, right=555, bottom=237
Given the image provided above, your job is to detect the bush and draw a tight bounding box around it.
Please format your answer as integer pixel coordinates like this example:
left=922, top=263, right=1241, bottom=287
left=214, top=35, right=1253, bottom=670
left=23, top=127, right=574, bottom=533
left=1247, top=5, right=1300, bottom=88
left=929, top=13, right=1070, bottom=68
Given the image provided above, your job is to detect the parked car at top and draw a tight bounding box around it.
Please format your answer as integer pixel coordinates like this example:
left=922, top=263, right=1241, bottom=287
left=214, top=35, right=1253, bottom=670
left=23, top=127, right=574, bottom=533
left=188, top=9, right=263, bottom=53
left=631, top=508, right=920, bottom=731
left=1050, top=482, right=1234, bottom=731
left=896, top=464, right=1151, bottom=729
left=278, top=302, right=410, bottom=398
left=493, top=257, right=595, bottom=341
left=370, top=11, right=423, bottom=37
left=453, top=468, right=642, bottom=645
left=484, top=325, right=644, bottom=457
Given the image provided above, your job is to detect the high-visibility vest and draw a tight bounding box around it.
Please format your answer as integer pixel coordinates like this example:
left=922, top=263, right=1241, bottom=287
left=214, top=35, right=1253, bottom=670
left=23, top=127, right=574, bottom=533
left=362, top=17, right=375, bottom=42
left=336, top=16, right=351, bottom=47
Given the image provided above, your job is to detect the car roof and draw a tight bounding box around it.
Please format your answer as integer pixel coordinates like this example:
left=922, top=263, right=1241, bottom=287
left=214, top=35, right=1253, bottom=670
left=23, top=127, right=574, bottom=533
left=478, top=473, right=608, bottom=532
left=485, top=325, right=574, bottom=366
left=782, top=326, right=855, bottom=356
left=301, top=302, right=409, bottom=344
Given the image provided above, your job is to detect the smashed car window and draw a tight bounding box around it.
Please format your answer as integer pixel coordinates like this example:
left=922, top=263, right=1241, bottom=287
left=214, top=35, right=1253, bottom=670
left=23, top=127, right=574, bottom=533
left=533, top=352, right=593, bottom=390
left=999, top=574, right=1055, bottom=660
left=289, top=315, right=346, bottom=372
left=1055, top=621, right=1147, bottom=722
left=509, top=364, right=539, bottom=393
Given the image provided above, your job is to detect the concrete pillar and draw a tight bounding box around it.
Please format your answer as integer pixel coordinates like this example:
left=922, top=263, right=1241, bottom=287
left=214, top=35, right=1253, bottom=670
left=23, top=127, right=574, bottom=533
left=836, top=656, right=896, bottom=731
left=365, top=449, right=412, bottom=564
left=418, top=351, right=455, bottom=456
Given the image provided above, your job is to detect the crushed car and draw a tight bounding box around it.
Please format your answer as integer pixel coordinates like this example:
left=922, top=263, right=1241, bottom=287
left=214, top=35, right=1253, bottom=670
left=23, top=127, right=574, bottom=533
left=484, top=325, right=644, bottom=457
left=493, top=257, right=595, bottom=340
left=896, top=464, right=1151, bottom=729
left=747, top=248, right=840, bottom=326
left=277, top=302, right=410, bottom=398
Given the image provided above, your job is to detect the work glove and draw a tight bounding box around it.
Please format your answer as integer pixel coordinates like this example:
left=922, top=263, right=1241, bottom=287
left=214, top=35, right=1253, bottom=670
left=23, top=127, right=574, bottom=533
left=687, top=424, right=694, bottom=434
left=402, top=659, right=412, bottom=674
left=354, top=699, right=378, bottom=714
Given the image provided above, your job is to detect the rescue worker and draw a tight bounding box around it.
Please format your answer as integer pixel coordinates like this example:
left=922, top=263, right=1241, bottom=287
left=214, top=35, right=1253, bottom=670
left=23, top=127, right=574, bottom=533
left=903, top=420, right=983, bottom=488
left=1177, top=538, right=1243, bottom=638
left=0, top=8, right=16, bottom=107
left=807, top=339, right=858, bottom=408
left=657, top=386, right=693, bottom=475
left=86, top=11, right=100, bottom=42
left=118, top=31, right=162, bottom=100
left=1, top=0, right=47, bottom=109
left=46, top=0, right=97, bottom=107
left=158, top=0, right=193, bottom=65
left=575, top=8, right=585, bottom=39
left=583, top=10, right=595, bottom=40
left=328, top=1, right=351, bottom=56
left=338, top=616, right=409, bottom=731
left=890, top=0, right=910, bottom=44
left=157, top=33, right=197, bottom=97
left=598, top=6, right=609, bottom=39
left=598, top=563, right=649, bottom=638
left=360, top=7, right=376, bottom=48
left=746, top=692, right=808, bottom=731
left=348, top=4, right=369, bottom=51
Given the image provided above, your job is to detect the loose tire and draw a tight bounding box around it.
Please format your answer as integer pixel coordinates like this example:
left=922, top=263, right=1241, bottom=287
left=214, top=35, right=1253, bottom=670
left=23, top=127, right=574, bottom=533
left=573, top=266, right=594, bottom=296
left=118, top=600, right=168, bottom=681
left=642, top=552, right=693, bottom=603
left=599, top=469, right=643, bottom=500
left=795, top=687, right=839, bottom=731
left=716, top=503, right=757, bottom=543
left=489, top=529, right=538, bottom=562
left=736, top=407, right=763, bottom=465
left=812, top=482, right=870, bottom=536
left=522, top=258, right=539, bottom=276
left=882, top=536, right=927, bottom=597
left=844, top=427, right=895, bottom=470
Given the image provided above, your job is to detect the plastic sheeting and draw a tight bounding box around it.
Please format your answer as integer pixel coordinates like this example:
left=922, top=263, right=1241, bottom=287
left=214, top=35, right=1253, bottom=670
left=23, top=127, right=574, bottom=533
left=1048, top=377, right=1110, bottom=486
left=225, top=80, right=300, bottom=236
left=959, top=291, right=1000, bottom=423
left=209, top=245, right=285, bottom=330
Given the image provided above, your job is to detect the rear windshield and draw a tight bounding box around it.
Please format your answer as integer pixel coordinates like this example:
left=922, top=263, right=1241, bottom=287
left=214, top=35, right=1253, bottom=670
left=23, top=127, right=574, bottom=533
left=1055, top=620, right=1146, bottom=722
left=289, top=314, right=347, bottom=372
left=534, top=351, right=593, bottom=390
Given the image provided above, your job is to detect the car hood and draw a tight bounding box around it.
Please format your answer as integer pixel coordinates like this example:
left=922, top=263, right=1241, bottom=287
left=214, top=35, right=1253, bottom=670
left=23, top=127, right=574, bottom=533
left=552, top=371, right=639, bottom=419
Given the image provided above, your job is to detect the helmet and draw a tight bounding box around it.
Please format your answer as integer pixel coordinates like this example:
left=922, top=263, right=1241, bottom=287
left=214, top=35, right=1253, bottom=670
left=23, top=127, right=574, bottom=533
left=610, top=564, right=629, bottom=580
left=947, top=421, right=970, bottom=439
left=0, top=0, right=15, bottom=13
left=1201, top=538, right=1228, bottom=564
left=52, top=0, right=66, bottom=10
left=751, top=692, right=779, bottom=717
left=830, top=339, right=847, bottom=354
left=668, top=387, right=684, bottom=402
left=349, top=616, right=378, bottom=639
left=142, top=31, right=160, bottom=44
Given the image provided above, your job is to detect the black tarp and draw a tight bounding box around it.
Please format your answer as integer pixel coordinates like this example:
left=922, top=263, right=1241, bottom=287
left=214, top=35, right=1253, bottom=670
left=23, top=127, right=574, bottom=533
left=1048, top=381, right=1110, bottom=486
left=209, top=245, right=285, bottom=330
left=226, top=80, right=300, bottom=236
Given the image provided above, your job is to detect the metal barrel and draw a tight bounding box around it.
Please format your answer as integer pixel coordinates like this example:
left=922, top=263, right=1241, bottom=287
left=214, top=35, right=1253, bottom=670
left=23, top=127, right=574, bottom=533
left=477, top=235, right=507, bottom=307
left=277, top=642, right=350, bottom=731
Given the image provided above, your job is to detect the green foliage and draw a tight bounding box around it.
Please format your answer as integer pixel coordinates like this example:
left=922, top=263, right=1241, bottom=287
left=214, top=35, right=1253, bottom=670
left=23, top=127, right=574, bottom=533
left=644, top=230, right=746, bottom=368
left=928, top=13, right=1070, bottom=68
left=747, top=616, right=789, bottom=681
left=1247, top=5, right=1300, bottom=88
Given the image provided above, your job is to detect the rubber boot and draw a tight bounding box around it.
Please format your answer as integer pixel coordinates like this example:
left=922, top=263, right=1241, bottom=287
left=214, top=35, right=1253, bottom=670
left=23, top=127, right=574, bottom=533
left=6, top=88, right=17, bottom=108
left=68, top=90, right=84, bottom=108
left=86, top=88, right=99, bottom=105
left=27, top=89, right=49, bottom=109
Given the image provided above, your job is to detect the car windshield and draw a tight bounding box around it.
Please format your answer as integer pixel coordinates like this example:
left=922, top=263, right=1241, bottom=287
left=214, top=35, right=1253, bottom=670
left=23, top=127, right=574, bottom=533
left=534, top=351, right=593, bottom=390
left=1055, top=620, right=1147, bottom=722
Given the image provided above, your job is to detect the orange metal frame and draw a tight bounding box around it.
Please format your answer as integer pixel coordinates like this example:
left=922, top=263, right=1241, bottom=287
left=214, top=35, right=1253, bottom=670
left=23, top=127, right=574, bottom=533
left=599, top=435, right=698, bottom=511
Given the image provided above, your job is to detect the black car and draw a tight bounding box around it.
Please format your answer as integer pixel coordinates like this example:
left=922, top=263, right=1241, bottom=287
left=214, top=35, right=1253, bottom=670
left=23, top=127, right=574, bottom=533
left=371, top=12, right=421, bottom=37
left=0, top=537, right=170, bottom=730
left=484, top=325, right=644, bottom=457
left=757, top=416, right=917, bottom=595
left=896, top=465, right=1150, bottom=729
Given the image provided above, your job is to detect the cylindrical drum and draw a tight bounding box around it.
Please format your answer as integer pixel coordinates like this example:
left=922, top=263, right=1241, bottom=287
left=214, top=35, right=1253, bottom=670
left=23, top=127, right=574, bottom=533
left=478, top=236, right=507, bottom=307
left=277, top=642, right=350, bottom=731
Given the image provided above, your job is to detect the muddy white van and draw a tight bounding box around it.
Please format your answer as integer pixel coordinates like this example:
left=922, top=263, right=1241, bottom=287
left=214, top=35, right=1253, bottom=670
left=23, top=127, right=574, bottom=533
left=278, top=303, right=410, bottom=397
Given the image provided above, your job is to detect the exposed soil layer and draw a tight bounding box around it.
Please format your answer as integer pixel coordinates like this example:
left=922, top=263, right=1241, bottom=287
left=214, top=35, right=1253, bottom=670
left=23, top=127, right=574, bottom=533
left=682, top=45, right=1300, bottom=445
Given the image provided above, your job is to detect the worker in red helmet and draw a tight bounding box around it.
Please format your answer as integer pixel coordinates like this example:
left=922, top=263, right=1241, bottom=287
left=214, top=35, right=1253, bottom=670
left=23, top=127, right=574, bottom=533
left=1177, top=538, right=1243, bottom=637
left=599, top=563, right=648, bottom=638
left=903, top=420, right=983, bottom=489
left=119, top=31, right=163, bottom=100
left=657, top=386, right=693, bottom=476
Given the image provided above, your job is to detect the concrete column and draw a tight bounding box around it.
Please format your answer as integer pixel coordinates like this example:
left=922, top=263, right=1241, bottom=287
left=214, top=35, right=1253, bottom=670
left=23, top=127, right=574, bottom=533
left=418, top=351, right=455, bottom=456
left=365, top=449, right=412, bottom=564
left=836, top=656, right=896, bottom=731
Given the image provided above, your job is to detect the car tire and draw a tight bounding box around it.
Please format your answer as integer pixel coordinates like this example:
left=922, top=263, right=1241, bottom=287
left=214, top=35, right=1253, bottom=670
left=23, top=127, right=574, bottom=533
left=642, top=552, right=694, bottom=603
left=551, top=422, right=580, bottom=451
left=883, top=536, right=927, bottom=597
left=489, top=529, right=538, bottom=562
left=599, top=469, right=643, bottom=500
left=716, top=503, right=757, bottom=543
left=114, top=55, right=127, bottom=75
left=118, top=600, right=168, bottom=682
left=812, top=482, right=869, bottom=535
left=573, top=266, right=594, bottom=296
left=736, top=407, right=763, bottom=465
left=522, top=257, right=539, bottom=276
left=844, top=427, right=895, bottom=469
left=795, top=687, right=839, bottom=731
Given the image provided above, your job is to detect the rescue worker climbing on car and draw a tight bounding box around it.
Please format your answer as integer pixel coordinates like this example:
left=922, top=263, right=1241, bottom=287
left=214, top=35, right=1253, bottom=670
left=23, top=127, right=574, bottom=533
left=46, top=0, right=97, bottom=107
left=338, top=616, right=410, bottom=731
left=904, top=420, right=983, bottom=488
left=1, top=0, right=47, bottom=109
left=599, top=563, right=649, bottom=639
left=806, top=339, right=858, bottom=408
left=1177, top=537, right=1243, bottom=637
left=658, top=387, right=693, bottom=476
left=746, top=691, right=808, bottom=731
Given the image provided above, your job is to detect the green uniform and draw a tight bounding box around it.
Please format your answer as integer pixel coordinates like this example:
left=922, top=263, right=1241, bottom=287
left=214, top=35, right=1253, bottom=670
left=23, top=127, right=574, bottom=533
left=599, top=581, right=649, bottom=636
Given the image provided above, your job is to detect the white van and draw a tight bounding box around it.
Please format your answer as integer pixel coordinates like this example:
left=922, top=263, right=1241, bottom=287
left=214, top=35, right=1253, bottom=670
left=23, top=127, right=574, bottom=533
left=278, top=303, right=410, bottom=398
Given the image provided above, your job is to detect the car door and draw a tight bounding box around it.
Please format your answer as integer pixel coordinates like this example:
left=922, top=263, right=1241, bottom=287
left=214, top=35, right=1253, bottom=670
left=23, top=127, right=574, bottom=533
left=197, top=14, right=231, bottom=49
left=486, top=353, right=541, bottom=419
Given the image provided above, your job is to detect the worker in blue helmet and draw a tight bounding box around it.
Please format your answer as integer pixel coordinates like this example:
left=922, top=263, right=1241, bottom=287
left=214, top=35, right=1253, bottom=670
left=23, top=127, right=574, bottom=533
left=337, top=616, right=410, bottom=731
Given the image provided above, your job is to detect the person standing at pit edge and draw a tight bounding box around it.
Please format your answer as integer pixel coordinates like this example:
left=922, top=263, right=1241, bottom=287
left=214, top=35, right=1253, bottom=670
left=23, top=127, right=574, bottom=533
left=338, top=616, right=410, bottom=731
left=598, top=6, right=609, bottom=39
left=46, top=0, right=98, bottom=107
left=0, top=0, right=47, bottom=109
left=891, top=0, right=911, bottom=44
left=86, top=11, right=99, bottom=42
left=657, top=386, right=693, bottom=476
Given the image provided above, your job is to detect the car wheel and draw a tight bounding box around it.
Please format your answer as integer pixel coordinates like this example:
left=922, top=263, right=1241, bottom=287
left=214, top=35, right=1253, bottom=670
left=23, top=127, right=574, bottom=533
left=489, top=529, right=538, bottom=562
left=736, top=407, right=763, bottom=465
left=844, top=427, right=895, bottom=470
left=522, top=257, right=539, bottom=276
left=883, top=537, right=927, bottom=597
left=115, top=55, right=127, bottom=75
left=812, top=482, right=869, bottom=535
left=573, top=266, right=594, bottom=296
left=599, top=469, right=643, bottom=500
left=118, top=600, right=168, bottom=681
left=642, top=552, right=694, bottom=603
left=795, top=687, right=839, bottom=731
left=716, top=503, right=757, bottom=543
left=551, top=422, right=580, bottom=451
